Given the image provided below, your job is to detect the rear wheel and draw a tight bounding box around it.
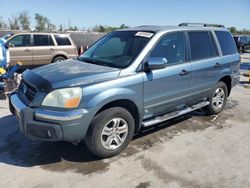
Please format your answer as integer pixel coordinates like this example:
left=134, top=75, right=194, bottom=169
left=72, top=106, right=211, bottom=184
left=85, top=107, right=135, bottom=158
left=205, top=81, right=228, bottom=115
left=52, top=56, right=66, bottom=63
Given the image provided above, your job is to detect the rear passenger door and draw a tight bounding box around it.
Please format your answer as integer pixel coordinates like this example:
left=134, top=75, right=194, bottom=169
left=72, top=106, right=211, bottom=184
left=32, top=34, right=55, bottom=65
left=143, top=32, right=191, bottom=118
left=187, top=31, right=220, bottom=105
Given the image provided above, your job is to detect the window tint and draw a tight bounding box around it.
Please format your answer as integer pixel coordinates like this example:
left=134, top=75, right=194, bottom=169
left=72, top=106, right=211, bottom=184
left=54, top=35, right=71, bottom=45
left=150, top=32, right=185, bottom=64
left=188, top=31, right=212, bottom=60
left=8, top=35, right=31, bottom=47
left=215, top=31, right=237, bottom=55
left=33, top=35, right=54, bottom=46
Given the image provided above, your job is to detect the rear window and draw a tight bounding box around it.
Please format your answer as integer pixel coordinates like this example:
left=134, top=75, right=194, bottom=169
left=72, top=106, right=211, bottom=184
left=215, top=31, right=237, bottom=55
left=33, top=35, right=54, bottom=46
left=188, top=31, right=213, bottom=60
left=54, top=35, right=71, bottom=46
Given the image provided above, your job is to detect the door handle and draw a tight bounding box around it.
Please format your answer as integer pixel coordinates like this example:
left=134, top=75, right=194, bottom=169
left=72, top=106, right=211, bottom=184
left=214, top=62, right=221, bottom=68
left=49, top=48, right=55, bottom=50
left=179, top=69, right=190, bottom=76
left=24, top=49, right=31, bottom=52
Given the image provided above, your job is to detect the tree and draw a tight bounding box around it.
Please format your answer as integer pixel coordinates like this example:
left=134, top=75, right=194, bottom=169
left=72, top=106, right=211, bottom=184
left=8, top=15, right=20, bottom=30
left=229, top=26, right=237, bottom=34
left=47, top=23, right=57, bottom=31
left=58, top=24, right=63, bottom=32
left=35, top=13, right=49, bottom=31
left=19, top=11, right=30, bottom=30
left=0, top=17, right=8, bottom=29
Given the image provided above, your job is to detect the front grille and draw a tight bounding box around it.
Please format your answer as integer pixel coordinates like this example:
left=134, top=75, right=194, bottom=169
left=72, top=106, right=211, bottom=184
left=20, top=81, right=37, bottom=102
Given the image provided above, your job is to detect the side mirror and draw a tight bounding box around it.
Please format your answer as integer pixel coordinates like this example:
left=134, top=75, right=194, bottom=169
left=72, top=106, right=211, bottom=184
left=145, top=57, right=168, bottom=71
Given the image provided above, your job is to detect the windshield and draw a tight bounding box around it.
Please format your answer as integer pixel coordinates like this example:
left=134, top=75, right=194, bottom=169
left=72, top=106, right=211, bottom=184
left=78, top=31, right=154, bottom=68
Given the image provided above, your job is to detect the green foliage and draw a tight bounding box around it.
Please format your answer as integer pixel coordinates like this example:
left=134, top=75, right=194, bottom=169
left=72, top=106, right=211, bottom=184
left=35, top=13, right=49, bottom=31
left=93, top=24, right=130, bottom=32
left=19, top=11, right=30, bottom=30
left=228, top=26, right=250, bottom=35
left=0, top=17, right=8, bottom=29
left=8, top=15, right=20, bottom=30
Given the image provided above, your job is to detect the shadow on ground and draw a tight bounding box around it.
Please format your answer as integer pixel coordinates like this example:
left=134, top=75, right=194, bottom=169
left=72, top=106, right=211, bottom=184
left=0, top=99, right=239, bottom=174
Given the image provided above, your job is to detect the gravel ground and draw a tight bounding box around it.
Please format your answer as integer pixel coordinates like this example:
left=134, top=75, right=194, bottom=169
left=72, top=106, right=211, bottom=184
left=0, top=54, right=250, bottom=188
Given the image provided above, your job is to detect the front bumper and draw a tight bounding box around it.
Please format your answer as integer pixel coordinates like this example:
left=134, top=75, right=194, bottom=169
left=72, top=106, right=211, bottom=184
left=10, top=94, right=94, bottom=142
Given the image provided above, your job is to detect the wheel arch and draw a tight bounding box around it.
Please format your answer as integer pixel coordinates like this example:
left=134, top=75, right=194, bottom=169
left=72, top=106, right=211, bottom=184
left=219, top=75, right=232, bottom=96
left=94, top=99, right=141, bottom=134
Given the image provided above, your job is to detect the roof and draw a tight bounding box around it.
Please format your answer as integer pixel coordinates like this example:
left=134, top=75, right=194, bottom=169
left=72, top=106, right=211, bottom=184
left=119, top=25, right=228, bottom=33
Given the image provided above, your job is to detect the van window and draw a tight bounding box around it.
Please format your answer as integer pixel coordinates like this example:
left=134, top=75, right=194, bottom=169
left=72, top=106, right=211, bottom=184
left=54, top=35, right=71, bottom=45
left=150, top=32, right=185, bottom=64
left=33, top=35, right=54, bottom=46
left=8, top=35, right=31, bottom=47
left=188, top=31, right=212, bottom=60
left=215, top=31, right=237, bottom=55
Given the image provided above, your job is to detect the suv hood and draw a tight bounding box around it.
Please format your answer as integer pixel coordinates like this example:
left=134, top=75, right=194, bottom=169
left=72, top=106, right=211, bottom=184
left=27, top=59, right=120, bottom=89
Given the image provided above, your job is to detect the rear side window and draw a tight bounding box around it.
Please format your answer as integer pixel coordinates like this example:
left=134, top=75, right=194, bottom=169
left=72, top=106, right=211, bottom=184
left=188, top=31, right=213, bottom=60
left=34, top=35, right=54, bottom=46
left=215, top=31, right=237, bottom=55
left=54, top=35, right=71, bottom=45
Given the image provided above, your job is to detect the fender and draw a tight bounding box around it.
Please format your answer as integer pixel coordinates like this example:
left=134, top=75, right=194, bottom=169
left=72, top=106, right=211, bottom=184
left=85, top=87, right=143, bottom=114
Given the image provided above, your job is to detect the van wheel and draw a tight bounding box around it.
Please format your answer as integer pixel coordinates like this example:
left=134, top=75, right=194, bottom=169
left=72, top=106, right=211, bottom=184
left=205, top=81, right=228, bottom=115
left=85, top=107, right=135, bottom=158
left=52, top=56, right=66, bottom=63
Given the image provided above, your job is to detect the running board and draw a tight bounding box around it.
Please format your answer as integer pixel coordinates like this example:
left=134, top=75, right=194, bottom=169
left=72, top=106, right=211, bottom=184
left=142, top=101, right=210, bottom=127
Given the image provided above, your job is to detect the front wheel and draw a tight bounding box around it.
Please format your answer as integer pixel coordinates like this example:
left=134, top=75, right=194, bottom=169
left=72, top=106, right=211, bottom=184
left=205, top=81, right=228, bottom=115
left=85, top=107, right=135, bottom=158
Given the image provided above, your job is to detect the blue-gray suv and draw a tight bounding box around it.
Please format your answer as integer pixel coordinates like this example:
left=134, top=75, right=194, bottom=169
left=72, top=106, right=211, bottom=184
left=10, top=23, right=240, bottom=158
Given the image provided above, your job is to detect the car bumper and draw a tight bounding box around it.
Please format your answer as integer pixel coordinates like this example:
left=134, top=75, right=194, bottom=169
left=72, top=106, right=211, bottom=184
left=10, top=94, right=94, bottom=142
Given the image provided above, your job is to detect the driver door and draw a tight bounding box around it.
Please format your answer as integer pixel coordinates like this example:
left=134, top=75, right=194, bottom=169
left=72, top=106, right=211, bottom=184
left=8, top=34, right=33, bottom=66
left=143, top=32, right=191, bottom=119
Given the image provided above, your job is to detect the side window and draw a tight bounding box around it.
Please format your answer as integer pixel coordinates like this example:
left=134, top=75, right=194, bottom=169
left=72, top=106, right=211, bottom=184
left=215, top=31, right=237, bottom=55
left=93, top=37, right=126, bottom=57
left=8, top=35, right=31, bottom=47
left=34, top=35, right=54, bottom=46
left=150, top=32, right=185, bottom=64
left=54, top=35, right=71, bottom=46
left=188, top=31, right=212, bottom=60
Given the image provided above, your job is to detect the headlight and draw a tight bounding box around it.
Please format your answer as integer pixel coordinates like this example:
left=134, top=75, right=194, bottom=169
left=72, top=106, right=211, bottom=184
left=42, top=87, right=82, bottom=108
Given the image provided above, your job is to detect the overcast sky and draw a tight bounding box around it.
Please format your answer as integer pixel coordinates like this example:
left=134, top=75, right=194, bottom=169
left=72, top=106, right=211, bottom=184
left=0, top=0, right=249, bottom=30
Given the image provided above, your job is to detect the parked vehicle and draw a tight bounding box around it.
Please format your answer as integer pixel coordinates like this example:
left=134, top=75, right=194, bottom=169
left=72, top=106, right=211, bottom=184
left=6, top=33, right=78, bottom=68
left=233, top=35, right=250, bottom=53
left=10, top=23, right=240, bottom=158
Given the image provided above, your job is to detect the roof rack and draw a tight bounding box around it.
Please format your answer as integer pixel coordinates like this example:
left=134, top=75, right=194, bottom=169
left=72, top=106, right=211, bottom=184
left=178, top=23, right=225, bottom=28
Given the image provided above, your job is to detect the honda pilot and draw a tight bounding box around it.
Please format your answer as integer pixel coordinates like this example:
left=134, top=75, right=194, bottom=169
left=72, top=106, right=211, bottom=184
left=10, top=23, right=240, bottom=158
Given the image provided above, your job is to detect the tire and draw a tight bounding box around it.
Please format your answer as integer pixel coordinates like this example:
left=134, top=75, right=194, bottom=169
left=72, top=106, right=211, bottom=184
left=85, top=107, right=135, bottom=158
left=52, top=56, right=66, bottom=63
left=205, top=81, right=228, bottom=115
